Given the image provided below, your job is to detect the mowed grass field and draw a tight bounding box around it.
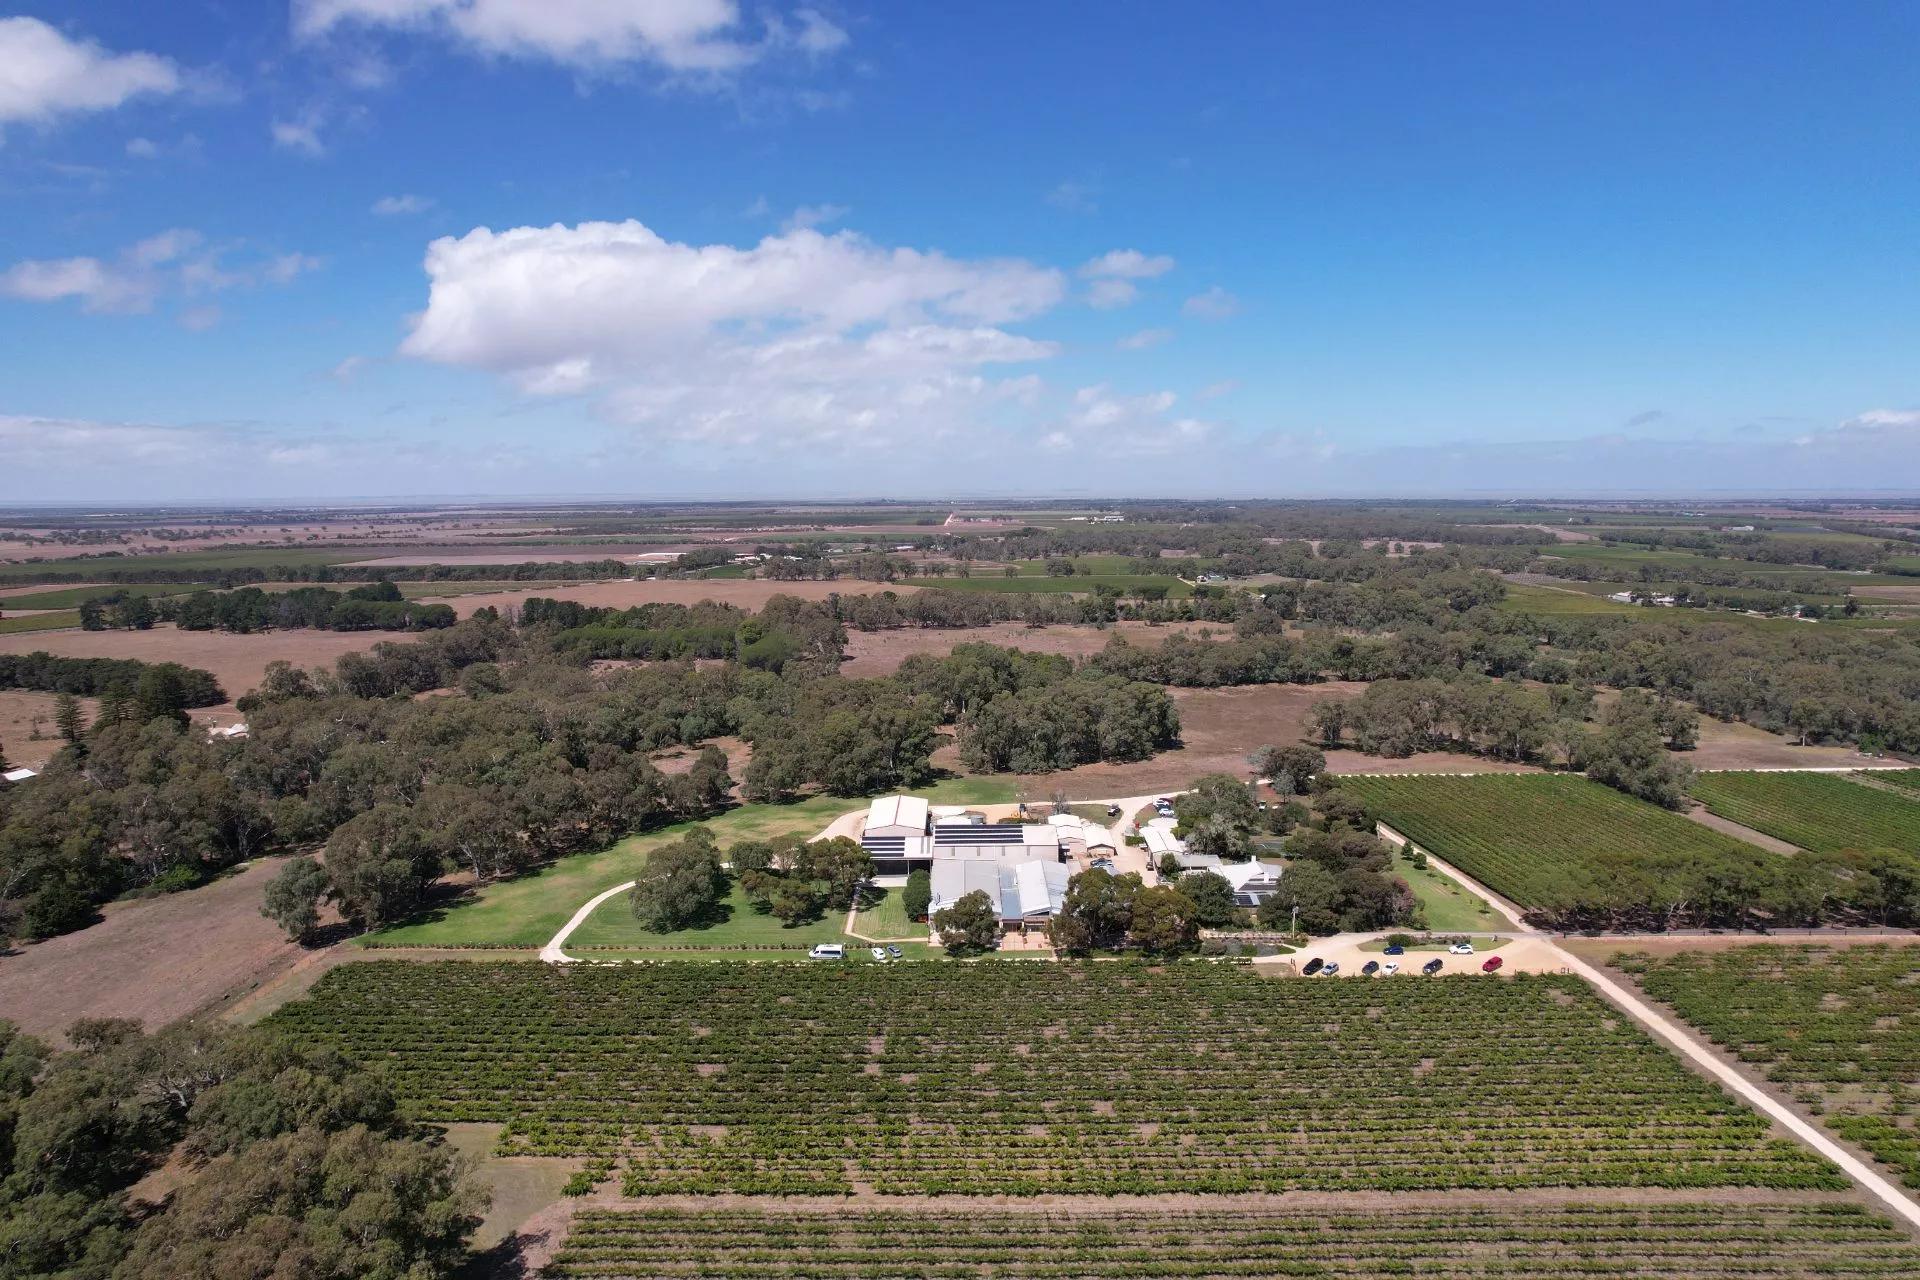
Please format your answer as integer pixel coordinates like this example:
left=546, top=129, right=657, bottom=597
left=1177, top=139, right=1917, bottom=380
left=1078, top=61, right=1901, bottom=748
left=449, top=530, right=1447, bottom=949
left=902, top=573, right=1193, bottom=597
left=1339, top=773, right=1773, bottom=911
left=1616, top=945, right=1920, bottom=1191
left=0, top=611, right=81, bottom=634
left=1689, top=772, right=1920, bottom=854
left=269, top=961, right=1836, bottom=1195
left=547, top=1202, right=1920, bottom=1279
left=367, top=776, right=1014, bottom=949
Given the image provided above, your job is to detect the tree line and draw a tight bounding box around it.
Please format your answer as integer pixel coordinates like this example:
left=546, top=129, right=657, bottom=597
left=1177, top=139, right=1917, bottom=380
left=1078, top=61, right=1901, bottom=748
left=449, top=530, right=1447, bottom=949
left=0, top=1017, right=483, bottom=1279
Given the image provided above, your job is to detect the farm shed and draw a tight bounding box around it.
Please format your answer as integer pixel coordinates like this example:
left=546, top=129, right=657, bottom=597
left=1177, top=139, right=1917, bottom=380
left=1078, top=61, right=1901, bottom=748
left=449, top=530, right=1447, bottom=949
left=929, top=859, right=1071, bottom=931
left=864, top=795, right=930, bottom=839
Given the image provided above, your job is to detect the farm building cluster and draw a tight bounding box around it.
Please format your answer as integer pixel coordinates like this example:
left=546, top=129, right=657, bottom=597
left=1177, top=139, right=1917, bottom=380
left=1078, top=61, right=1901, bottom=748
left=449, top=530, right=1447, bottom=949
left=858, top=794, right=1284, bottom=937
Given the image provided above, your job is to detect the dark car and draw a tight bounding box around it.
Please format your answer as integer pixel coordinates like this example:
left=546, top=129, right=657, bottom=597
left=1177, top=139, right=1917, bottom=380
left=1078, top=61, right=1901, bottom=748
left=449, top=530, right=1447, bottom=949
left=1301, top=957, right=1324, bottom=975
left=1361, top=960, right=1380, bottom=976
left=1383, top=944, right=1406, bottom=956
left=1106, top=804, right=1122, bottom=817
left=1422, top=958, right=1444, bottom=976
left=1481, top=955, right=1504, bottom=973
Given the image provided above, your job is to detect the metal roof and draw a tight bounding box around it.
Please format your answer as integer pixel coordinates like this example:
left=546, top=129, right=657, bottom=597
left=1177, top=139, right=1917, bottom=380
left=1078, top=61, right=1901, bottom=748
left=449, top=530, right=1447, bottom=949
left=865, top=794, right=929, bottom=833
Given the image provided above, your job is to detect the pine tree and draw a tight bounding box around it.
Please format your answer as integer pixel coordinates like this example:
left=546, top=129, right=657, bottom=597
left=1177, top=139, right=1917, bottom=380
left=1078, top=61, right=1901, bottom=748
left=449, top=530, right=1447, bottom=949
left=54, top=692, right=84, bottom=744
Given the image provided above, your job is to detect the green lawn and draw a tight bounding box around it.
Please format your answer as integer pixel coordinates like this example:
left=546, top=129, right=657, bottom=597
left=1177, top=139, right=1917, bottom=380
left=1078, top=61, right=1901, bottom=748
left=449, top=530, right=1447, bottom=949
left=0, top=611, right=81, bottom=634
left=367, top=776, right=1014, bottom=949
left=571, top=880, right=847, bottom=951
left=850, top=886, right=922, bottom=940
left=1498, top=584, right=1643, bottom=616
left=1397, top=852, right=1501, bottom=932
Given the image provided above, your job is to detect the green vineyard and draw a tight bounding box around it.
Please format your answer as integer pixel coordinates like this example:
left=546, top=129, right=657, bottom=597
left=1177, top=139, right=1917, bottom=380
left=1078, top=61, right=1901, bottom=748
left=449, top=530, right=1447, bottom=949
left=1616, top=944, right=1920, bottom=1190
left=546, top=1203, right=1920, bottom=1279
left=267, top=960, right=1837, bottom=1196
left=1338, top=773, right=1775, bottom=925
left=1689, top=772, right=1920, bottom=854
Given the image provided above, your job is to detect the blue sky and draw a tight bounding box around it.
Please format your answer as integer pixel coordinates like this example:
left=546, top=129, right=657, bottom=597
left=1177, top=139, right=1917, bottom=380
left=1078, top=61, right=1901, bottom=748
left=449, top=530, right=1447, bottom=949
left=2, top=1, right=1917, bottom=501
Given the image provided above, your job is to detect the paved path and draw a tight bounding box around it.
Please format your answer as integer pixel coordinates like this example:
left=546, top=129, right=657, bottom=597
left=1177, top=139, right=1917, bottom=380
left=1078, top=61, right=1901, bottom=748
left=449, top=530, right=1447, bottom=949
left=539, top=880, right=634, bottom=963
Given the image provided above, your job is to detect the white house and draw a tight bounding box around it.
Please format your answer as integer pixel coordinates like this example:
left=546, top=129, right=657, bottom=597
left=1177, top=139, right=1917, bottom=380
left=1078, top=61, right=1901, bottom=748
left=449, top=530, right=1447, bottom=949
left=1214, top=859, right=1285, bottom=906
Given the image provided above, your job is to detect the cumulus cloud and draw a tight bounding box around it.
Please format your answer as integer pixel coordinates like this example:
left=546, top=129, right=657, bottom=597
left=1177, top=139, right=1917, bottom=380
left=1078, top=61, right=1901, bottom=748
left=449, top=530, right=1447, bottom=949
left=0, top=230, right=318, bottom=317
left=1182, top=285, right=1241, bottom=319
left=399, top=218, right=1067, bottom=446
left=781, top=202, right=847, bottom=231
left=0, top=17, right=181, bottom=134
left=1046, top=384, right=1212, bottom=456
left=372, top=193, right=434, bottom=215
left=1117, top=328, right=1171, bottom=351
left=294, top=0, right=848, bottom=75
left=1081, top=249, right=1174, bottom=280
left=271, top=110, right=328, bottom=155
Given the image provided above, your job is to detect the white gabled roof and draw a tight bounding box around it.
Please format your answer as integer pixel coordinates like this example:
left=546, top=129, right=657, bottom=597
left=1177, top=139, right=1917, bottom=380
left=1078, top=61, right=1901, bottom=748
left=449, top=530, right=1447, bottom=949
left=1012, top=860, right=1071, bottom=917
left=1216, top=860, right=1284, bottom=892
left=865, top=794, right=929, bottom=832
left=1142, top=823, right=1185, bottom=856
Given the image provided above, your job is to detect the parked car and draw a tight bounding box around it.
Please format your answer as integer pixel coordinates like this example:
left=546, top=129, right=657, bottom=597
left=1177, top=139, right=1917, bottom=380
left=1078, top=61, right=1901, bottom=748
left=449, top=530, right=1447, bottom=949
left=887, top=944, right=904, bottom=960
left=1321, top=961, right=1340, bottom=976
left=1301, top=957, right=1324, bottom=975
left=1106, top=804, right=1122, bottom=817
left=1422, top=958, right=1445, bottom=975
left=1382, top=961, right=1400, bottom=975
left=1448, top=942, right=1475, bottom=955
left=1481, top=955, right=1504, bottom=973
left=1383, top=944, right=1406, bottom=956
left=871, top=947, right=889, bottom=962
left=1091, top=858, right=1115, bottom=871
left=1361, top=960, right=1380, bottom=976
left=808, top=943, right=845, bottom=961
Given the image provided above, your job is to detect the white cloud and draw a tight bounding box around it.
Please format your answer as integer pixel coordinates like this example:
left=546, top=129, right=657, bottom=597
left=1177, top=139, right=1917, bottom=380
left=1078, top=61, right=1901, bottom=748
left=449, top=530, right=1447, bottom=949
left=0, top=17, right=181, bottom=134
left=1045, top=180, right=1097, bottom=214
left=125, top=136, right=159, bottom=158
left=271, top=111, right=327, bottom=156
left=294, top=0, right=848, bottom=74
left=1050, top=384, right=1212, bottom=455
left=178, top=305, right=221, bottom=331
left=1117, top=327, right=1171, bottom=351
left=1182, top=286, right=1241, bottom=320
left=0, top=415, right=215, bottom=464
left=1, top=231, right=319, bottom=316
left=399, top=217, right=1067, bottom=446
left=372, top=193, right=434, bottom=215
left=1080, top=249, right=1174, bottom=280
left=1195, top=378, right=1239, bottom=400
left=781, top=202, right=848, bottom=232
left=1087, top=278, right=1138, bottom=310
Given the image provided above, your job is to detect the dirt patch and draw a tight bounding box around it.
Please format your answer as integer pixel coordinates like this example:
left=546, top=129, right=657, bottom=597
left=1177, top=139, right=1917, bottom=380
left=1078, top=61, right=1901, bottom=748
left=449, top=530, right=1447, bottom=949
left=443, top=578, right=917, bottom=620
left=1687, top=717, right=1879, bottom=771
left=0, top=856, right=310, bottom=1044
left=840, top=621, right=1225, bottom=677
left=0, top=688, right=96, bottom=770
left=1016, top=683, right=1531, bottom=795
left=0, top=624, right=403, bottom=705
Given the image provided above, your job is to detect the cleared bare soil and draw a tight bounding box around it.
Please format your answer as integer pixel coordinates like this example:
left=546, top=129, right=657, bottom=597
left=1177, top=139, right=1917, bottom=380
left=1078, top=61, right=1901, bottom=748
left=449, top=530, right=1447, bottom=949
left=0, top=689, right=96, bottom=770
left=445, top=577, right=916, bottom=619
left=0, top=624, right=400, bottom=704
left=840, top=620, right=1224, bottom=677
left=1005, top=682, right=1527, bottom=795
left=0, top=856, right=307, bottom=1044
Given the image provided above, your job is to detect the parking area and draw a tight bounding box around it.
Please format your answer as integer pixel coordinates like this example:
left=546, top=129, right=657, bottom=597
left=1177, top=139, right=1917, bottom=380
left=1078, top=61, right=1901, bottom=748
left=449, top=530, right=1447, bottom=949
left=1261, top=934, right=1573, bottom=978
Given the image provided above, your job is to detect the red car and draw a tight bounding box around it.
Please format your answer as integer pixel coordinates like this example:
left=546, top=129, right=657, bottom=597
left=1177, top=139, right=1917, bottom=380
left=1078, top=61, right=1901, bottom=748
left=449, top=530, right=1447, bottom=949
left=1481, top=955, right=1504, bottom=973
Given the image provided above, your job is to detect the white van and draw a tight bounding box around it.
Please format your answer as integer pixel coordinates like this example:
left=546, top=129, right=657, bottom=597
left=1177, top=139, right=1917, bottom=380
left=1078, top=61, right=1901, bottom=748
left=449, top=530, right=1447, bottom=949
left=807, top=943, right=845, bottom=961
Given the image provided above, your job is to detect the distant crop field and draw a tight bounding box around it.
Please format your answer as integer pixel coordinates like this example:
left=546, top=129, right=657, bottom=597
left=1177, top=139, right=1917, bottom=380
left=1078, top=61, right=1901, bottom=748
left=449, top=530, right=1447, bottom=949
left=902, top=573, right=1191, bottom=597
left=1689, top=772, right=1920, bottom=854
left=1617, top=945, right=1920, bottom=1190
left=0, top=582, right=204, bottom=609
left=0, top=611, right=81, bottom=634
left=1339, top=774, right=1772, bottom=913
left=547, top=1202, right=1920, bottom=1279
left=270, top=961, right=1834, bottom=1196
left=0, top=547, right=364, bottom=581
left=1867, top=769, right=1920, bottom=797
